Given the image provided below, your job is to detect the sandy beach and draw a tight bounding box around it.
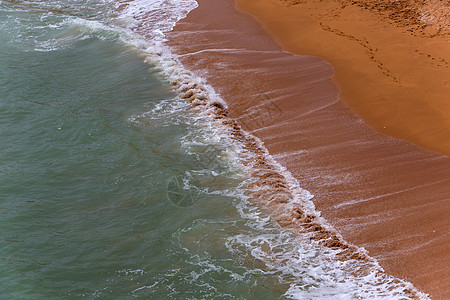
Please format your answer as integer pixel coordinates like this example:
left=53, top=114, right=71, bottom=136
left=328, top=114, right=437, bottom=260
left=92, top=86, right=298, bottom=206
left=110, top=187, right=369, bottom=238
left=237, top=0, right=450, bottom=157
left=145, top=0, right=450, bottom=297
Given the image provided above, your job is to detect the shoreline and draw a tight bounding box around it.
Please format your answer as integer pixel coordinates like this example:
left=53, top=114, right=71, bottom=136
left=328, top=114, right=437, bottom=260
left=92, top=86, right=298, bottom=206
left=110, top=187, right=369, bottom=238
left=161, top=0, right=449, bottom=297
left=168, top=0, right=450, bottom=299
left=236, top=0, right=450, bottom=157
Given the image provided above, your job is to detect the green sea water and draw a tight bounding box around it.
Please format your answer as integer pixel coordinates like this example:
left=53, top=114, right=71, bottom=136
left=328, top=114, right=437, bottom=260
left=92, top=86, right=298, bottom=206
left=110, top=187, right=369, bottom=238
left=0, top=2, right=291, bottom=298
left=0, top=0, right=424, bottom=299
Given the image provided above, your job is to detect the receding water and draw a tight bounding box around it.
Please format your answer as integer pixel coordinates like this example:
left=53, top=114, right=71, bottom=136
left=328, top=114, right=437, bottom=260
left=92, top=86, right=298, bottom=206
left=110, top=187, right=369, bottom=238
left=0, top=0, right=425, bottom=299
left=0, top=2, right=289, bottom=298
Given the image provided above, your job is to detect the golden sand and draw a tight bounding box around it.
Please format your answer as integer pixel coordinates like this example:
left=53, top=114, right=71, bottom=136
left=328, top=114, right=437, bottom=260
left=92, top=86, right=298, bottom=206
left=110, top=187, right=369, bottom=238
left=237, top=0, right=450, bottom=156
left=157, top=0, right=450, bottom=297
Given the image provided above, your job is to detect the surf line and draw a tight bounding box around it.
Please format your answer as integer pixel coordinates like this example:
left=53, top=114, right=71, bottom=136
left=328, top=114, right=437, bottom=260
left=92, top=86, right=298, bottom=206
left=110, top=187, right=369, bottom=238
left=139, top=49, right=426, bottom=297
left=130, top=0, right=428, bottom=297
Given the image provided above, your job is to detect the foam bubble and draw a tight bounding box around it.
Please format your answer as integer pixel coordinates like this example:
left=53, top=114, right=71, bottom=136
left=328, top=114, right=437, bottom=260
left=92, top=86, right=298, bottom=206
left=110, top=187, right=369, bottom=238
left=97, top=0, right=430, bottom=298
left=113, top=0, right=198, bottom=41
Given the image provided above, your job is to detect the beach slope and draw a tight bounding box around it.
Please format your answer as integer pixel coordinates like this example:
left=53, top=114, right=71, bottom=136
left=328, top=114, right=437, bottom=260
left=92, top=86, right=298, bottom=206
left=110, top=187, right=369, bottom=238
left=165, top=0, right=450, bottom=297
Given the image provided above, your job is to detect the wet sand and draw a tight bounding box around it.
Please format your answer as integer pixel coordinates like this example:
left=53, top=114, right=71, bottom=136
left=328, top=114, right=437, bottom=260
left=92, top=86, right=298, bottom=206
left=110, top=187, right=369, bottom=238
left=236, top=0, right=450, bottom=157
left=141, top=0, right=448, bottom=297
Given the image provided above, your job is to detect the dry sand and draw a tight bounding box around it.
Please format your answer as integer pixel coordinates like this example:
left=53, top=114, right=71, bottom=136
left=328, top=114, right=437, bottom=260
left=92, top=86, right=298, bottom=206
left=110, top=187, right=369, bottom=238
left=138, top=0, right=449, bottom=297
left=237, top=0, right=450, bottom=156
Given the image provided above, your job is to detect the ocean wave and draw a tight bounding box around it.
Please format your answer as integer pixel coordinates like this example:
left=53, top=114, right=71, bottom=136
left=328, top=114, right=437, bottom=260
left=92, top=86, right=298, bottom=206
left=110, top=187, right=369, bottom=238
left=5, top=0, right=427, bottom=297
left=112, top=0, right=431, bottom=298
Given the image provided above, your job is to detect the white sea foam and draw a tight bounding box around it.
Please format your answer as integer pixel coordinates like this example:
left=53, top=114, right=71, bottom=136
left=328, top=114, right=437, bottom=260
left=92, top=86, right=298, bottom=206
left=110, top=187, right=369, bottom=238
left=2, top=0, right=430, bottom=298
left=129, top=93, right=429, bottom=298
left=111, top=0, right=198, bottom=40
left=50, top=0, right=429, bottom=298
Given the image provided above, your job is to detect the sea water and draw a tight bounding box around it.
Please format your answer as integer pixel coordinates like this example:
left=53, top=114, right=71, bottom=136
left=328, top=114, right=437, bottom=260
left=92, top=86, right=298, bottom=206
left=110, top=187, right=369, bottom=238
left=0, top=0, right=426, bottom=299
